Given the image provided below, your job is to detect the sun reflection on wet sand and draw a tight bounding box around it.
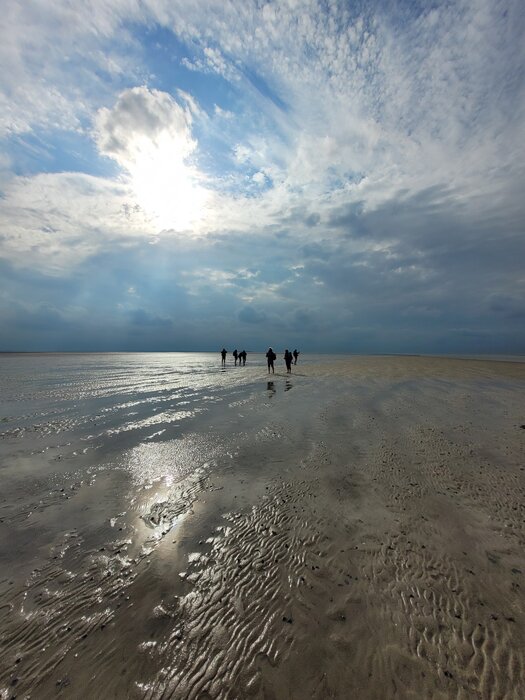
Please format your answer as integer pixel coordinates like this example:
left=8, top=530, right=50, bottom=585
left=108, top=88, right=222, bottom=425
left=2, top=355, right=525, bottom=698
left=126, top=435, right=221, bottom=487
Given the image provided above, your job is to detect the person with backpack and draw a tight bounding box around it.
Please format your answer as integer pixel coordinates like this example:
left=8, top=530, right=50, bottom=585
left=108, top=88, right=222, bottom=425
left=266, top=347, right=276, bottom=374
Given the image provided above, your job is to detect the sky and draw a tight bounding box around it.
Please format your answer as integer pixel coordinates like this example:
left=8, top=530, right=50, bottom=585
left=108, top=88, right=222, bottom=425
left=0, top=0, right=524, bottom=353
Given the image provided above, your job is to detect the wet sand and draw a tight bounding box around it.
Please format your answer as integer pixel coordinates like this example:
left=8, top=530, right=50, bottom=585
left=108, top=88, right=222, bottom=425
left=1, top=355, right=525, bottom=698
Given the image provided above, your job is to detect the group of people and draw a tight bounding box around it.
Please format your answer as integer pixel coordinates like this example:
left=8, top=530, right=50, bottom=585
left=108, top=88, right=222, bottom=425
left=266, top=348, right=300, bottom=374
left=220, top=348, right=247, bottom=366
left=219, top=347, right=300, bottom=373
left=233, top=349, right=247, bottom=366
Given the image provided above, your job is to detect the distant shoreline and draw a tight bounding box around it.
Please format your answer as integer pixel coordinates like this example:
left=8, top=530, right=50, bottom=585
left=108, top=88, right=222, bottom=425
left=1, top=350, right=524, bottom=364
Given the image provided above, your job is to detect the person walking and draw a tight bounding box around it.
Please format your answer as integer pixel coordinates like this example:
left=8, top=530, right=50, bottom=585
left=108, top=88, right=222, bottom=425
left=293, top=349, right=299, bottom=365
left=233, top=349, right=238, bottom=366
left=221, top=348, right=227, bottom=366
left=240, top=350, right=247, bottom=366
left=266, top=347, right=276, bottom=374
left=284, top=349, right=293, bottom=373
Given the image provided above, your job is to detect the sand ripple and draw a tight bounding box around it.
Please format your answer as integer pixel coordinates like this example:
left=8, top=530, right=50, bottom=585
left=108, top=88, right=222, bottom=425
left=1, top=358, right=525, bottom=698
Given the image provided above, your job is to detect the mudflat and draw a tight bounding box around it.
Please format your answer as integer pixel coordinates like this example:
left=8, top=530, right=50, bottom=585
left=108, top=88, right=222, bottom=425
left=1, top=355, right=525, bottom=698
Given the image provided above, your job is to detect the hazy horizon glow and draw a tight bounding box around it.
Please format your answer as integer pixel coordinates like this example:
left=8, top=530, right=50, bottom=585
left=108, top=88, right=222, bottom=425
left=0, top=0, right=524, bottom=353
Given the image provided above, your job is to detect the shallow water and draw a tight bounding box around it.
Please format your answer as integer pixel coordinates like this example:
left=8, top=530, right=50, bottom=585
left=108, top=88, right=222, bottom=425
left=0, top=353, right=298, bottom=571
left=0, top=352, right=323, bottom=697
left=1, top=353, right=525, bottom=699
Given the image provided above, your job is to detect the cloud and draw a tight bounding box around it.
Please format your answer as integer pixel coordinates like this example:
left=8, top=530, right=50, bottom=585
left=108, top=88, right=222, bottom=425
left=238, top=305, right=267, bottom=324
left=488, top=295, right=525, bottom=320
left=0, top=1, right=524, bottom=351
left=94, top=86, right=195, bottom=168
left=128, top=308, right=173, bottom=327
left=4, top=302, right=73, bottom=332
left=0, top=171, right=151, bottom=270
left=0, top=0, right=146, bottom=137
left=252, top=171, right=266, bottom=185
left=93, top=86, right=212, bottom=230
left=303, top=212, right=320, bottom=227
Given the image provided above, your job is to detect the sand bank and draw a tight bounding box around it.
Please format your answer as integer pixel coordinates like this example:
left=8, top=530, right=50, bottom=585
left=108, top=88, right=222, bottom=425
left=1, top=355, right=524, bottom=698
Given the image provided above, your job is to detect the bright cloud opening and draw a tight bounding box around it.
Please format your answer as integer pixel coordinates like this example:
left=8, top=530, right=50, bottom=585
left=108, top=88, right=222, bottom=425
left=95, top=86, right=209, bottom=231
left=126, top=131, right=208, bottom=231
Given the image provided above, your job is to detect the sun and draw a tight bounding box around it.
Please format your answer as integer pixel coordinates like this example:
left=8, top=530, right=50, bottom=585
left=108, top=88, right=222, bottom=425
left=127, top=132, right=209, bottom=232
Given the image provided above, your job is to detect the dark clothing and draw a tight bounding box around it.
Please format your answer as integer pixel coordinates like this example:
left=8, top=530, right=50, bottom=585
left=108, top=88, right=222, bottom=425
left=221, top=348, right=227, bottom=365
left=266, top=348, right=276, bottom=373
left=284, top=350, right=293, bottom=373
left=293, top=349, right=299, bottom=365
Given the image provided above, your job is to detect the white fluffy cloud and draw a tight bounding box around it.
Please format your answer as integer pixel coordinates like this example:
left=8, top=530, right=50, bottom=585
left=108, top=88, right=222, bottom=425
left=94, top=86, right=196, bottom=168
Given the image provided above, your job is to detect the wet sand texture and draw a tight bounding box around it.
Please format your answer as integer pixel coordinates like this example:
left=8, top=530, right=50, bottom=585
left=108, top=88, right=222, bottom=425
left=1, top=355, right=525, bottom=698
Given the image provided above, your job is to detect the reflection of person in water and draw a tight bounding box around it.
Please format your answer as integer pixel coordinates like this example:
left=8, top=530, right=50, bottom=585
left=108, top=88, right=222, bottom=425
left=293, top=349, right=300, bottom=365
left=266, top=347, right=276, bottom=374
left=267, top=381, right=276, bottom=397
left=233, top=349, right=238, bottom=366
left=284, top=349, right=293, bottom=373
left=221, top=348, right=227, bottom=366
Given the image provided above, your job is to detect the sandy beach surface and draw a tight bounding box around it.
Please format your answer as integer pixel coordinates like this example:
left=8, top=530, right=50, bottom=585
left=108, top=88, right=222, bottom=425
left=1, top=353, right=525, bottom=699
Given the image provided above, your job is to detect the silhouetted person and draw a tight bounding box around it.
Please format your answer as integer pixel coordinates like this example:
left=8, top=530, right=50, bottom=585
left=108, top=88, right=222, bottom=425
left=266, top=347, right=276, bottom=374
left=240, top=350, right=247, bottom=366
left=293, top=349, right=299, bottom=365
left=284, top=349, right=293, bottom=373
left=233, top=349, right=238, bottom=366
left=221, top=348, right=227, bottom=366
